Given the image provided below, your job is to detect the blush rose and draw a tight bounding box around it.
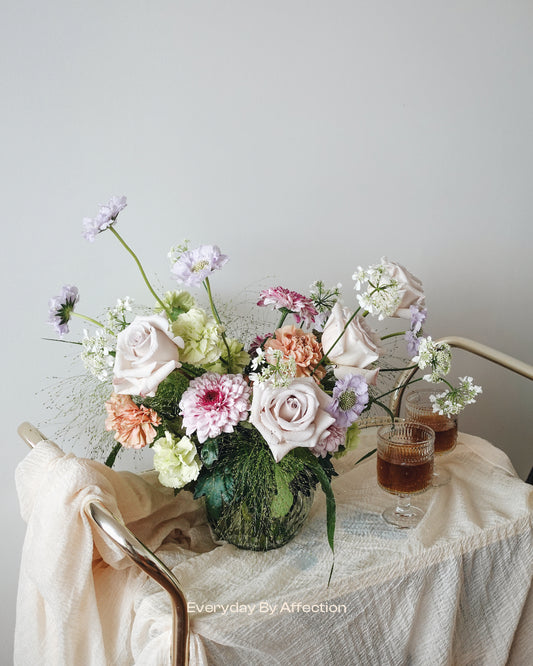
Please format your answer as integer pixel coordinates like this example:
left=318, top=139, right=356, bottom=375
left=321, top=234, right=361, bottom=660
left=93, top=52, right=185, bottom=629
left=250, top=377, right=336, bottom=462
left=113, top=315, right=184, bottom=397
left=321, top=302, right=381, bottom=383
left=382, top=258, right=425, bottom=318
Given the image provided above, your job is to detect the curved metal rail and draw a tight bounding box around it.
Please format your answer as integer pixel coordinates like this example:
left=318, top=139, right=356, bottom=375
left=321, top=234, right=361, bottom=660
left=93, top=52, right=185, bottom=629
left=17, top=422, right=189, bottom=666
left=389, top=336, right=533, bottom=417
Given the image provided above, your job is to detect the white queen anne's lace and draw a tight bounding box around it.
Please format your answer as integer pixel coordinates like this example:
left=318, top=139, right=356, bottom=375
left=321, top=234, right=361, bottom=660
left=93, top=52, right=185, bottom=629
left=413, top=336, right=452, bottom=383
left=430, top=377, right=483, bottom=415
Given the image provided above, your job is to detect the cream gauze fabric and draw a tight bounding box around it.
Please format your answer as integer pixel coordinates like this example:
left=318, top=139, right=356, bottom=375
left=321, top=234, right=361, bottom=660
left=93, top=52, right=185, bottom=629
left=15, top=429, right=533, bottom=665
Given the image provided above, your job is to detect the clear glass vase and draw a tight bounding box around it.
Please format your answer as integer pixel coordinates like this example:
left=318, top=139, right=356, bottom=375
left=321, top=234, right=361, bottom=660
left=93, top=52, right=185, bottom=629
left=205, top=484, right=315, bottom=551
left=195, top=426, right=316, bottom=551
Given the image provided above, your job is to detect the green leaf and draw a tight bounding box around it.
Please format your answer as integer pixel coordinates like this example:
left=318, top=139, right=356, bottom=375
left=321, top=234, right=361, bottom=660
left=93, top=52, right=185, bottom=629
left=193, top=467, right=235, bottom=520
left=270, top=466, right=294, bottom=518
left=200, top=438, right=220, bottom=467
left=294, top=449, right=336, bottom=556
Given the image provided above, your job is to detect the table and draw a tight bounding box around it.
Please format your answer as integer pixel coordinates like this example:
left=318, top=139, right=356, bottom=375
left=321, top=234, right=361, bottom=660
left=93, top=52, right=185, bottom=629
left=15, top=429, right=533, bottom=665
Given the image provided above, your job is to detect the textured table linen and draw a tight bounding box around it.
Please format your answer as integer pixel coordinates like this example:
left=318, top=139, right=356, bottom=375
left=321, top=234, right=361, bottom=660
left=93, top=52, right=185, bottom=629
left=15, top=430, right=533, bottom=665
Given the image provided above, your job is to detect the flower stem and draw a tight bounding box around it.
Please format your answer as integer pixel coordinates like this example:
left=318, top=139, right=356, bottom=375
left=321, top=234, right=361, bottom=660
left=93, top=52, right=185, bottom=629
left=381, top=331, right=406, bottom=340
left=73, top=312, right=105, bottom=328
left=204, top=277, right=232, bottom=368
left=276, top=309, right=290, bottom=329
left=109, top=227, right=171, bottom=317
left=370, top=376, right=423, bottom=403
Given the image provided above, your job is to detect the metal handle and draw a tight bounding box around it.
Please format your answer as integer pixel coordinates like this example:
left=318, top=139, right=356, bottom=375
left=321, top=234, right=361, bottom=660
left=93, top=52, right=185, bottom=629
left=18, top=422, right=189, bottom=666
left=389, top=336, right=533, bottom=416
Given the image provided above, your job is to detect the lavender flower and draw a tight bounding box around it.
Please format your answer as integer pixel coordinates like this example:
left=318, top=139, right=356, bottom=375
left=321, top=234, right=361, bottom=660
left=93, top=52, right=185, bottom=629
left=170, top=244, right=229, bottom=287
left=82, top=195, right=127, bottom=242
left=328, top=374, right=369, bottom=427
left=48, top=285, right=80, bottom=335
left=410, top=305, right=427, bottom=334
left=405, top=305, right=427, bottom=356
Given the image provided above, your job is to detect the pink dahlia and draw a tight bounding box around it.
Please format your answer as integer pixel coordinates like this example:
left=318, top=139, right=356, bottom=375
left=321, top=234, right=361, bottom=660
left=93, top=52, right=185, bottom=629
left=179, top=372, right=252, bottom=443
left=257, top=286, right=318, bottom=327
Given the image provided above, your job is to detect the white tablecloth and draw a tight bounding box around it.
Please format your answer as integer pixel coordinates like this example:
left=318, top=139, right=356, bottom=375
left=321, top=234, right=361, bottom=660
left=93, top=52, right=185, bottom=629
left=15, top=430, right=533, bottom=665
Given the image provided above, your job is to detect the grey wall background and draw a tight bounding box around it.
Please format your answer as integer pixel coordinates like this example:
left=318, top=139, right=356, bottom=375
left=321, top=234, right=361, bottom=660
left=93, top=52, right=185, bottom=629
left=2, top=1, right=532, bottom=661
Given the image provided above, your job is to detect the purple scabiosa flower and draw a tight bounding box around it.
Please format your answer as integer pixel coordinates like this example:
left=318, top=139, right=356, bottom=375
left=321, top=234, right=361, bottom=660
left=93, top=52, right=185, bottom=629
left=48, top=285, right=80, bottom=335
left=82, top=195, right=127, bottom=242
left=405, top=305, right=427, bottom=357
left=170, top=245, right=229, bottom=287
left=410, top=305, right=427, bottom=335
left=405, top=330, right=421, bottom=358
left=328, top=374, right=369, bottom=428
left=257, top=286, right=318, bottom=327
left=179, top=372, right=251, bottom=443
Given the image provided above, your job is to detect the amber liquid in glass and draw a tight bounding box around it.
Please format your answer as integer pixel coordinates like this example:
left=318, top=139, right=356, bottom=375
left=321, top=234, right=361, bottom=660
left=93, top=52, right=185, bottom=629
left=411, top=415, right=457, bottom=454
left=377, top=455, right=433, bottom=495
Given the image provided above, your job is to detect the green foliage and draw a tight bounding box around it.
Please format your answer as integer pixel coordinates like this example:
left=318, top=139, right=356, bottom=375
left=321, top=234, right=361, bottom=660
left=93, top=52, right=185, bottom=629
left=199, top=437, right=220, bottom=467
left=271, top=465, right=298, bottom=518
left=194, top=425, right=322, bottom=537
left=134, top=370, right=189, bottom=418
left=193, top=465, right=235, bottom=519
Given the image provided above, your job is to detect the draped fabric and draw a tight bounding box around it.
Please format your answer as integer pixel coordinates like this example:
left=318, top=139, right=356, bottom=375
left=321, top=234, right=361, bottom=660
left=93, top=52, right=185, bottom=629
left=15, top=430, right=533, bottom=665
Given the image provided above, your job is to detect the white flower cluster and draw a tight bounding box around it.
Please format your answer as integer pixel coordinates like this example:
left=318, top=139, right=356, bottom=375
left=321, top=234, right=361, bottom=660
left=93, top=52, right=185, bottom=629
left=81, top=328, right=116, bottom=381
left=167, top=240, right=190, bottom=265
left=309, top=280, right=342, bottom=311
left=249, top=348, right=297, bottom=387
left=106, top=297, right=133, bottom=332
left=413, top=336, right=452, bottom=383
left=352, top=264, right=402, bottom=320
left=430, top=377, right=483, bottom=415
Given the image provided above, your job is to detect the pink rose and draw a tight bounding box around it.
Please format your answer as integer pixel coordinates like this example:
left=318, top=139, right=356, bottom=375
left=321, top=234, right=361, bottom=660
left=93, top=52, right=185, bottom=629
left=250, top=377, right=336, bottom=462
left=113, top=315, right=184, bottom=397
left=321, top=302, right=381, bottom=383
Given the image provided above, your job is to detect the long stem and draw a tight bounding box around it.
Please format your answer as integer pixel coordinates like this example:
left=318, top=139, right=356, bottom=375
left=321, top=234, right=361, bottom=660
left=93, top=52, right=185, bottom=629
left=204, top=277, right=232, bottom=367
left=381, top=331, right=406, bottom=340
left=73, top=312, right=105, bottom=328
left=370, top=376, right=423, bottom=403
left=276, top=309, right=290, bottom=329
left=109, top=226, right=171, bottom=317
left=381, top=364, right=418, bottom=372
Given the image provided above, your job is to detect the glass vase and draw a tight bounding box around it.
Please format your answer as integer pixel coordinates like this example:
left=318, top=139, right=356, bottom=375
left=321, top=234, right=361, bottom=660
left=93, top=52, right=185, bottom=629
left=195, top=426, right=316, bottom=551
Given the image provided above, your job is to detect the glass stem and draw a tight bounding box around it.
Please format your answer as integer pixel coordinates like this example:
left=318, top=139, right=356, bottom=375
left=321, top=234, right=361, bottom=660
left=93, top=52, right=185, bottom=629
left=396, top=494, right=413, bottom=517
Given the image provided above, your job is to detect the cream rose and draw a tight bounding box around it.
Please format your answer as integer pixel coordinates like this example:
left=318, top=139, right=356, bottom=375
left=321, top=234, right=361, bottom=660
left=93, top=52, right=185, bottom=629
left=382, top=258, right=425, bottom=318
left=113, top=315, right=184, bottom=397
left=321, top=302, right=381, bottom=383
left=250, top=377, right=336, bottom=462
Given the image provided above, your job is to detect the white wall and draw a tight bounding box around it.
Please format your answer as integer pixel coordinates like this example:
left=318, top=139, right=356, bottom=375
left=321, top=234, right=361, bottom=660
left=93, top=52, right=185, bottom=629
left=2, top=1, right=532, bottom=660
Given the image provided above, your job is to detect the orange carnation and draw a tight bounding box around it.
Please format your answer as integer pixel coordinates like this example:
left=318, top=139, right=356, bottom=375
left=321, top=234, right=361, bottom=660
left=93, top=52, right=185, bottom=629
left=105, top=393, right=161, bottom=449
left=264, top=325, right=326, bottom=381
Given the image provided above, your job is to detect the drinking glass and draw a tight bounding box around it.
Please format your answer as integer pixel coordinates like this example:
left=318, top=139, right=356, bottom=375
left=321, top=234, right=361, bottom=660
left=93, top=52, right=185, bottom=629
left=377, top=421, right=434, bottom=528
left=405, top=389, right=458, bottom=486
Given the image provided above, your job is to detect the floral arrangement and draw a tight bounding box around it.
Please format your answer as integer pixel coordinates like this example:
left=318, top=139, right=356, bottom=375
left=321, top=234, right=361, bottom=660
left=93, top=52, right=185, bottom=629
left=47, top=196, right=482, bottom=552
